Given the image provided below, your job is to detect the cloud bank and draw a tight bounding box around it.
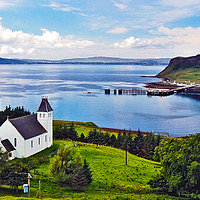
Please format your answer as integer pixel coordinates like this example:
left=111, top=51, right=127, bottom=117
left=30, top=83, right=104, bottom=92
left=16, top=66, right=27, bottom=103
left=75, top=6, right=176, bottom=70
left=0, top=17, right=200, bottom=59
left=0, top=18, right=97, bottom=58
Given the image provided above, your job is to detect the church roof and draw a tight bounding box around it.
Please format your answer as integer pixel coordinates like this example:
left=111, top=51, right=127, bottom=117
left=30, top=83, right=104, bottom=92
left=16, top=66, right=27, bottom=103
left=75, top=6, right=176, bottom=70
left=37, top=97, right=53, bottom=112
left=1, top=139, right=15, bottom=152
left=9, top=114, right=47, bottom=140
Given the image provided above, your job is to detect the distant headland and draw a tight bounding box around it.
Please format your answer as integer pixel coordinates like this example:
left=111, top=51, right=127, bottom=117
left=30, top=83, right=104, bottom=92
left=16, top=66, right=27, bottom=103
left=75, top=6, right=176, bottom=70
left=157, top=54, right=200, bottom=82
left=0, top=56, right=170, bottom=66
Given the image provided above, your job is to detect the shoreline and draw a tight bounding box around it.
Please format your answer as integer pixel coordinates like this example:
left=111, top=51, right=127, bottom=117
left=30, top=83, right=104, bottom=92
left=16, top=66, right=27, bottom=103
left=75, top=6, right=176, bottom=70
left=144, top=82, right=179, bottom=89
left=144, top=81, right=200, bottom=93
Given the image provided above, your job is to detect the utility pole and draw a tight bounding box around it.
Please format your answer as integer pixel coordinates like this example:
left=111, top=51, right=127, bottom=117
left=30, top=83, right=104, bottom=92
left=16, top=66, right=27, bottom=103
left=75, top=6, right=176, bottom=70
left=39, top=180, right=41, bottom=199
left=125, top=142, right=128, bottom=165
left=28, top=173, right=32, bottom=197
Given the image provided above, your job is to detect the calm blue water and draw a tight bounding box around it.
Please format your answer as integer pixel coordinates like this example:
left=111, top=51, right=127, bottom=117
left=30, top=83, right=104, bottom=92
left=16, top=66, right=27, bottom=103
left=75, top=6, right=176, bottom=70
left=0, top=64, right=200, bottom=137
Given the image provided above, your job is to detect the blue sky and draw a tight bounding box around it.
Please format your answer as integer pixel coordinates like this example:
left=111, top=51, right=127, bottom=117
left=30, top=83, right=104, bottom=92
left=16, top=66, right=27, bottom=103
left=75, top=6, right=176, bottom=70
left=0, top=0, right=200, bottom=59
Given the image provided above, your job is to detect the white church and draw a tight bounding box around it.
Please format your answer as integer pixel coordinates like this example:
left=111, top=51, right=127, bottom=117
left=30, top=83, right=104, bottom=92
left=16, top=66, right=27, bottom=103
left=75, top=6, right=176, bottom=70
left=0, top=97, right=53, bottom=159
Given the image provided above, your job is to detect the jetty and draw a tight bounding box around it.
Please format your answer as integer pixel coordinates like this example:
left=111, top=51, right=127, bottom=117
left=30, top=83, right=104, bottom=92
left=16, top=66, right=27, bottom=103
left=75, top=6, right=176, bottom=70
left=147, top=85, right=194, bottom=96
left=105, top=88, right=147, bottom=95
left=105, top=85, right=195, bottom=97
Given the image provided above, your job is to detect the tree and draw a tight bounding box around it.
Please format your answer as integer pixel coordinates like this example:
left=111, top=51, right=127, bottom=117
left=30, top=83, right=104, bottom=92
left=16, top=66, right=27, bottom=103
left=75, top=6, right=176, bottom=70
left=149, top=133, right=200, bottom=198
left=116, top=131, right=123, bottom=148
left=71, top=154, right=92, bottom=191
left=110, top=134, right=117, bottom=147
left=68, top=122, right=78, bottom=141
left=131, top=129, right=145, bottom=157
left=0, top=147, right=9, bottom=172
left=82, top=159, right=92, bottom=184
left=0, top=163, right=28, bottom=192
left=50, top=145, right=92, bottom=191
left=75, top=151, right=83, bottom=170
left=71, top=169, right=89, bottom=191
left=79, top=133, right=85, bottom=142
left=50, top=145, right=74, bottom=185
left=0, top=106, right=31, bottom=126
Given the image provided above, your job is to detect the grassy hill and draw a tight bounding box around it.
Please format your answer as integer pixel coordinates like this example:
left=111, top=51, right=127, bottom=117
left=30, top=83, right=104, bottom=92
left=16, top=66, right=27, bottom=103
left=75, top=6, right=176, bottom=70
left=157, top=54, right=200, bottom=82
left=53, top=120, right=99, bottom=136
left=0, top=139, right=188, bottom=200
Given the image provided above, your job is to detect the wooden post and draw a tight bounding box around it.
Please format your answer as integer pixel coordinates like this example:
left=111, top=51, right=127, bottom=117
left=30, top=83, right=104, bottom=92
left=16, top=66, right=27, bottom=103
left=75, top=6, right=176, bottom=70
left=125, top=144, right=128, bottom=165
left=39, top=180, right=41, bottom=199
left=28, top=174, right=30, bottom=197
left=27, top=173, right=32, bottom=198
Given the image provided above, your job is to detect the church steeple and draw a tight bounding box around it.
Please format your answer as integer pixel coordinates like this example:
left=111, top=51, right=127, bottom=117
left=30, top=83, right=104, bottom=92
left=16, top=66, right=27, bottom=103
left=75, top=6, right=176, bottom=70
left=37, top=96, right=53, bottom=112
left=36, top=97, right=53, bottom=147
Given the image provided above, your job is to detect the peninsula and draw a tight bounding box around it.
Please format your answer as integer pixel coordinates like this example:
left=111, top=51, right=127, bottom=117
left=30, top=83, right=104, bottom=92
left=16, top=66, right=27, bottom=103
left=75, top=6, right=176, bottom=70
left=144, top=54, right=200, bottom=93
left=157, top=54, right=200, bottom=82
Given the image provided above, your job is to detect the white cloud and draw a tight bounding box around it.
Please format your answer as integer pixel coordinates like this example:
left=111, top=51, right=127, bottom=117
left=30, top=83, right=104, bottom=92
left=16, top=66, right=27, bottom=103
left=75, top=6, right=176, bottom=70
left=114, top=2, right=127, bottom=10
left=161, top=0, right=200, bottom=8
left=0, top=18, right=97, bottom=58
left=0, top=13, right=200, bottom=59
left=107, top=27, right=128, bottom=34
left=113, top=26, right=200, bottom=57
left=49, top=1, right=81, bottom=12
left=0, top=45, right=24, bottom=55
left=0, top=0, right=22, bottom=9
left=157, top=26, right=200, bottom=36
left=114, top=36, right=139, bottom=48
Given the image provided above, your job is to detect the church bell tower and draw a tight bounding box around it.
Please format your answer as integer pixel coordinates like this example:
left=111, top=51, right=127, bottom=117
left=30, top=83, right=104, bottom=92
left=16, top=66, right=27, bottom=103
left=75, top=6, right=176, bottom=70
left=36, top=97, right=53, bottom=147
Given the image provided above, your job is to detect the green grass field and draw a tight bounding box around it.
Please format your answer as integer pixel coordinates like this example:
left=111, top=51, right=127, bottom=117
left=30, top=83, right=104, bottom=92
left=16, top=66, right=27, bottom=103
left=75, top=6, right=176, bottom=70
left=0, top=139, right=189, bottom=200
left=159, top=68, right=200, bottom=83
left=53, top=120, right=100, bottom=136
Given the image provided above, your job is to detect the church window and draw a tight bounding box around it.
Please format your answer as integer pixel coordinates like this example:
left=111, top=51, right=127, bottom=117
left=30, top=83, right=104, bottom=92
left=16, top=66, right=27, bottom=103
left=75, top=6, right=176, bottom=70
left=31, top=140, right=33, bottom=148
left=38, top=138, right=40, bottom=145
left=40, top=113, right=42, bottom=118
left=43, top=114, right=45, bottom=118
left=45, top=135, right=47, bottom=142
left=14, top=138, right=17, bottom=147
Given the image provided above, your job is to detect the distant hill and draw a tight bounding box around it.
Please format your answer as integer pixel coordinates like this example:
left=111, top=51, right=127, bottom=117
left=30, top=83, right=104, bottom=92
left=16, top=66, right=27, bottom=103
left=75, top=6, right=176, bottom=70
left=0, top=56, right=170, bottom=65
left=157, top=54, right=200, bottom=82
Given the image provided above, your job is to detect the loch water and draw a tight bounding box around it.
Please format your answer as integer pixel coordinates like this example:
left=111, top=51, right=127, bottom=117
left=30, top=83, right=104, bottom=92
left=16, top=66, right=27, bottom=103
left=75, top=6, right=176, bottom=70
left=0, top=64, right=200, bottom=137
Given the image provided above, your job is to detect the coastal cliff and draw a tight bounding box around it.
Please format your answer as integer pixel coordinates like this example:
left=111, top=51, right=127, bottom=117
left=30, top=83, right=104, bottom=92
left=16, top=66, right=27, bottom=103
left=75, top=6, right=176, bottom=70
left=157, top=54, right=200, bottom=81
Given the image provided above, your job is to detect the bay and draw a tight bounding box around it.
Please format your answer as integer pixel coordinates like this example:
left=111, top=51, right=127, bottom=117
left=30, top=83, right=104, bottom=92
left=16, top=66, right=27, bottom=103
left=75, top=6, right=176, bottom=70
left=0, top=64, right=199, bottom=137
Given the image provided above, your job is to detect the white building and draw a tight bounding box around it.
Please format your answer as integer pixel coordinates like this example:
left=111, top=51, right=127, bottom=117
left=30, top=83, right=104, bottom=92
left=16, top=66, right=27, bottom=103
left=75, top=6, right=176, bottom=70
left=0, top=97, right=53, bottom=159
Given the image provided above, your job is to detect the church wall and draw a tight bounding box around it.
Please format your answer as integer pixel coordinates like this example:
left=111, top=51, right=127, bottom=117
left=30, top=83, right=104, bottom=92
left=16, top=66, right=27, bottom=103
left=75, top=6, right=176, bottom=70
left=0, top=120, right=25, bottom=158
left=24, top=133, right=49, bottom=157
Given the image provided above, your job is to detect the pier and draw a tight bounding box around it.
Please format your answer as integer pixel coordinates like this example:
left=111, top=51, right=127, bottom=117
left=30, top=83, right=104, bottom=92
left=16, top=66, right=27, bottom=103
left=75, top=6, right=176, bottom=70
left=147, top=85, right=195, bottom=96
left=105, top=85, right=195, bottom=97
left=105, top=89, right=147, bottom=95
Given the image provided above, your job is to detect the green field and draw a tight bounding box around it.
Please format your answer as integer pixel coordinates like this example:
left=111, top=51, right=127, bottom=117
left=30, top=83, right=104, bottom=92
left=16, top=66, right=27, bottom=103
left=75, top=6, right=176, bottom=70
left=0, top=138, right=188, bottom=200
left=160, top=68, right=200, bottom=82
left=53, top=120, right=100, bottom=136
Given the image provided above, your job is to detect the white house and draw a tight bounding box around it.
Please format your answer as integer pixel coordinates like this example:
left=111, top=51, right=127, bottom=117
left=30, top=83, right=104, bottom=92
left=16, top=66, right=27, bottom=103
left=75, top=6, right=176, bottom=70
left=0, top=97, right=53, bottom=159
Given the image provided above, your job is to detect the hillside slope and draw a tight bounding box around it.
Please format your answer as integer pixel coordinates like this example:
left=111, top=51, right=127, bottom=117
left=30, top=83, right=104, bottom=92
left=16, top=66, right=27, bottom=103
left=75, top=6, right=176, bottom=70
left=157, top=54, right=200, bottom=82
left=0, top=140, right=185, bottom=200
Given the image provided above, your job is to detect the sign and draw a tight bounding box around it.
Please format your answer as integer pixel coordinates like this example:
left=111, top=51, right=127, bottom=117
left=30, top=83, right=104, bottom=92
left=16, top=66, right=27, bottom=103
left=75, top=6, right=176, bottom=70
left=23, top=184, right=29, bottom=193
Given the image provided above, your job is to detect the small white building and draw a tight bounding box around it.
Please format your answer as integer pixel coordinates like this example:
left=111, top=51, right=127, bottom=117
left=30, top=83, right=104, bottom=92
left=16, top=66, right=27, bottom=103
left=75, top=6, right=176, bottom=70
left=0, top=97, right=53, bottom=159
